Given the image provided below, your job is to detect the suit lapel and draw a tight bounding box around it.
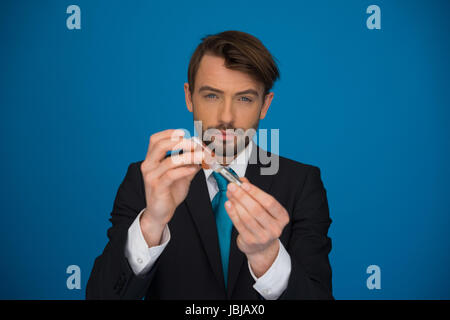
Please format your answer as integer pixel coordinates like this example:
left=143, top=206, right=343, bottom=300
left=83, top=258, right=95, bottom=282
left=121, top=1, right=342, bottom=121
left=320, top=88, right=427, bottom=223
left=185, top=170, right=226, bottom=292
left=185, top=144, right=276, bottom=297
left=226, top=145, right=275, bottom=298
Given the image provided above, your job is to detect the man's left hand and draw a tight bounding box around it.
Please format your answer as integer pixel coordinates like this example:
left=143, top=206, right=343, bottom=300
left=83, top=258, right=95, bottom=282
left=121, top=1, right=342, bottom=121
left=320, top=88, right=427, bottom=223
left=224, top=177, right=290, bottom=278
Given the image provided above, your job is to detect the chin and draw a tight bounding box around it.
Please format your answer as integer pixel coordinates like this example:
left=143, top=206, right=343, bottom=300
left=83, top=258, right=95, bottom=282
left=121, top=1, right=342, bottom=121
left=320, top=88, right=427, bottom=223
left=210, top=139, right=247, bottom=158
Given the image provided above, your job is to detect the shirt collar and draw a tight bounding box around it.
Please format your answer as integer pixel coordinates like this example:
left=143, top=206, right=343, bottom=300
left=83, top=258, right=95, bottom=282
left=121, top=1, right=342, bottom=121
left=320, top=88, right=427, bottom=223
left=203, top=140, right=253, bottom=180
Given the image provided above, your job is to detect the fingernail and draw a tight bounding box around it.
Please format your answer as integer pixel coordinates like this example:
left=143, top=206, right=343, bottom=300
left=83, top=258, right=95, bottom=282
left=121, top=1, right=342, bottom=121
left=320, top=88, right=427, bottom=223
left=228, top=183, right=237, bottom=192
left=174, top=129, right=186, bottom=136
left=225, top=201, right=232, bottom=208
left=242, top=183, right=250, bottom=191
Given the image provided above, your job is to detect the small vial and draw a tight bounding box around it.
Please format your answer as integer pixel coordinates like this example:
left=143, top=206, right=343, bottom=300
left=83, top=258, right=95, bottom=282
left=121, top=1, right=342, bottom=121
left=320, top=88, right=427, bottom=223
left=192, top=137, right=242, bottom=186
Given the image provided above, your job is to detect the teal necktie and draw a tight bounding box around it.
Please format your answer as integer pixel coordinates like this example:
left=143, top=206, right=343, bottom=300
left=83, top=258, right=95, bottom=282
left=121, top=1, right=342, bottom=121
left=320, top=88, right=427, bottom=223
left=211, top=171, right=234, bottom=288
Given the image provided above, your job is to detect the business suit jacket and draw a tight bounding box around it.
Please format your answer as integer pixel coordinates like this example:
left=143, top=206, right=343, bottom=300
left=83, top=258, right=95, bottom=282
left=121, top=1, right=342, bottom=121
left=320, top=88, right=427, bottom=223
left=86, top=145, right=333, bottom=300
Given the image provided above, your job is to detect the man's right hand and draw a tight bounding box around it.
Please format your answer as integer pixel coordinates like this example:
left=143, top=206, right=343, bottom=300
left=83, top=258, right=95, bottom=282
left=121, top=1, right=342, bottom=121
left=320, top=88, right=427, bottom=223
left=139, top=129, right=203, bottom=247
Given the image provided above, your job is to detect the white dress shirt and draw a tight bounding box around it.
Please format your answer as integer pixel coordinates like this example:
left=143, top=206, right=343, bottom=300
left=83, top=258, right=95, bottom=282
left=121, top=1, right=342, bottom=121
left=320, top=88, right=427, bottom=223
left=125, top=141, right=291, bottom=299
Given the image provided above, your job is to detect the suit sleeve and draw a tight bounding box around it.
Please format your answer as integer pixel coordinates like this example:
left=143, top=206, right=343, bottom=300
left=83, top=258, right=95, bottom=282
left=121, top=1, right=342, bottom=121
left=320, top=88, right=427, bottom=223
left=86, top=161, right=159, bottom=299
left=280, top=165, right=333, bottom=300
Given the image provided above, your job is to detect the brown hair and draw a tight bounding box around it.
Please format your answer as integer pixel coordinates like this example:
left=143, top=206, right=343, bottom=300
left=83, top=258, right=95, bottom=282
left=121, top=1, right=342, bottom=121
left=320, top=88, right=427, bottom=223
left=187, top=30, right=280, bottom=98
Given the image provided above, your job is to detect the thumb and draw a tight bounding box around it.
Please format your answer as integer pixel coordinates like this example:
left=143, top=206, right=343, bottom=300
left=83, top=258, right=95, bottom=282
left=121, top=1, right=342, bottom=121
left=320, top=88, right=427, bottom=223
left=240, top=176, right=250, bottom=183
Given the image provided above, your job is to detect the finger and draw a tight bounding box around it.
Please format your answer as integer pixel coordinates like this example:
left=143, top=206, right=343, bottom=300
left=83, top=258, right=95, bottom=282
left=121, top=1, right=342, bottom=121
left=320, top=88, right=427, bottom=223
left=227, top=182, right=277, bottom=229
left=151, top=150, right=204, bottom=179
left=227, top=197, right=266, bottom=237
left=224, top=200, right=250, bottom=237
left=145, top=129, right=186, bottom=162
left=146, top=138, right=198, bottom=168
left=239, top=177, right=287, bottom=222
left=149, top=129, right=186, bottom=149
left=158, top=165, right=201, bottom=188
left=166, top=148, right=204, bottom=166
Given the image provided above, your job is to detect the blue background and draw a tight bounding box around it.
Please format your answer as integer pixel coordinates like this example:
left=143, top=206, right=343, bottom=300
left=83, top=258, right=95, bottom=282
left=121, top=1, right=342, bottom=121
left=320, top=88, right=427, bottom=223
left=0, top=0, right=449, bottom=299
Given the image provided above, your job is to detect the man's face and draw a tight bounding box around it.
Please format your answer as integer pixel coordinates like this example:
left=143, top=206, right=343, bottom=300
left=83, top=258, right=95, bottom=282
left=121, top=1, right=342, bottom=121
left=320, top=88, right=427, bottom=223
left=184, top=54, right=274, bottom=162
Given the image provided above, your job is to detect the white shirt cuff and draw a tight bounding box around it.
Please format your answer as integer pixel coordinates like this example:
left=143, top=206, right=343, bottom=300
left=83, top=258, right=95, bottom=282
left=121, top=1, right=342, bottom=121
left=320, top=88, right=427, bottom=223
left=125, top=208, right=171, bottom=276
left=248, top=239, right=291, bottom=300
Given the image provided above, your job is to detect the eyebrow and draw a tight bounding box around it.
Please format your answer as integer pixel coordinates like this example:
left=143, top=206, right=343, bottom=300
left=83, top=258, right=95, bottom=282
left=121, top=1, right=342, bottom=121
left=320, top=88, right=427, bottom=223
left=198, top=85, right=259, bottom=97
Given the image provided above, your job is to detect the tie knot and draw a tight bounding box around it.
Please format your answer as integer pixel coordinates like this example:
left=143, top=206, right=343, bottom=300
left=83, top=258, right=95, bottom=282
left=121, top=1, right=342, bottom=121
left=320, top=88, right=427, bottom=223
left=212, top=171, right=229, bottom=191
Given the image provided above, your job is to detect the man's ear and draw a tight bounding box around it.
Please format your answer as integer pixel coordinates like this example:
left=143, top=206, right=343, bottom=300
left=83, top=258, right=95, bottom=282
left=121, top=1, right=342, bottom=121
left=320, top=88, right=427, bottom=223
left=184, top=83, right=193, bottom=113
left=259, top=91, right=274, bottom=120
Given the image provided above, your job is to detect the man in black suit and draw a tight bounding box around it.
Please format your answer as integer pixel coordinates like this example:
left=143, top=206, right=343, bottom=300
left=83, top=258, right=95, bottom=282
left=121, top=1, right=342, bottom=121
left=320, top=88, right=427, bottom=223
left=86, top=30, right=333, bottom=300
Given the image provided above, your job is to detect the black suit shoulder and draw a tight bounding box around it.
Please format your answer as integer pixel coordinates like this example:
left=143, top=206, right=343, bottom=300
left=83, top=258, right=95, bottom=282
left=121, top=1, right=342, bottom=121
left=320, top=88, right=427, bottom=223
left=259, top=151, right=326, bottom=201
left=277, top=154, right=323, bottom=178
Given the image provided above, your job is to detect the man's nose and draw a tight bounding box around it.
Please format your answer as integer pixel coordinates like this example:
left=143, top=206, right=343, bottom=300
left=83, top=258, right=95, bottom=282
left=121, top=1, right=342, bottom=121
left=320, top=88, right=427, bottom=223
left=218, top=100, right=233, bottom=124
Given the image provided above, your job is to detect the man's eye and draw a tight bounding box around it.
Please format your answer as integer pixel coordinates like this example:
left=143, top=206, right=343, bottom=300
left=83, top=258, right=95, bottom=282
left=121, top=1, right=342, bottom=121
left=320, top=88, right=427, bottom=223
left=205, top=94, right=217, bottom=99
left=239, top=96, right=252, bottom=102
